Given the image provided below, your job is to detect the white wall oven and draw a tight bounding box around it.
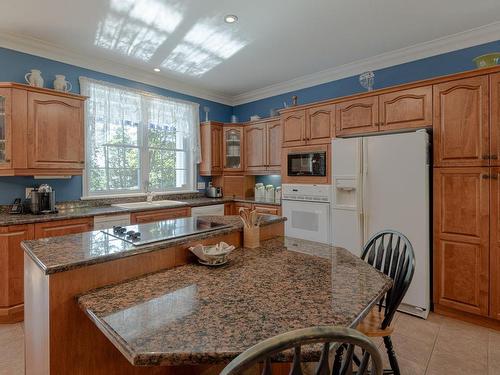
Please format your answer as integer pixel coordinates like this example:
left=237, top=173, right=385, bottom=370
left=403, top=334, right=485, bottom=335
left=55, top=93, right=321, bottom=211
left=282, top=184, right=331, bottom=244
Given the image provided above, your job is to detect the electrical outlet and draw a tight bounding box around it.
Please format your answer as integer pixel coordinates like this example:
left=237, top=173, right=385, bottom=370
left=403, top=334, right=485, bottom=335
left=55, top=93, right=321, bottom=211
left=197, top=182, right=206, bottom=190
left=25, top=187, right=35, bottom=199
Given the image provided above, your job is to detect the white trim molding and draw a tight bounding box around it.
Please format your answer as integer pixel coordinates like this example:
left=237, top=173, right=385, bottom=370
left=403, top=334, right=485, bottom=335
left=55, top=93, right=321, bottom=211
left=0, top=32, right=234, bottom=105
left=231, top=21, right=500, bottom=106
left=2, top=21, right=500, bottom=107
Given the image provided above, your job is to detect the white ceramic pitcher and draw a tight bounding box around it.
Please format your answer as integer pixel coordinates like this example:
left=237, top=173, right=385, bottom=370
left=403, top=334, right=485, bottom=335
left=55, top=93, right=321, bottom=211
left=53, top=75, right=72, bottom=92
left=24, top=69, right=44, bottom=87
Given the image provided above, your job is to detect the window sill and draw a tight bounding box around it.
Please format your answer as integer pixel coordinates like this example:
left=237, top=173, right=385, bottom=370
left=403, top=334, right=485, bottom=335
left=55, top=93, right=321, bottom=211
left=80, top=191, right=200, bottom=201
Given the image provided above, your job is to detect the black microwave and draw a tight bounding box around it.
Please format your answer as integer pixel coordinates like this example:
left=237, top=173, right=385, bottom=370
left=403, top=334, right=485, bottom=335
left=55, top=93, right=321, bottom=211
left=287, top=151, right=327, bottom=176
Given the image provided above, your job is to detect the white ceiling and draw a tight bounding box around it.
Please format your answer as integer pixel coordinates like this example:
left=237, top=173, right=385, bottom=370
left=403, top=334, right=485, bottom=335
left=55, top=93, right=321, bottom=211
left=1, top=0, right=500, bottom=105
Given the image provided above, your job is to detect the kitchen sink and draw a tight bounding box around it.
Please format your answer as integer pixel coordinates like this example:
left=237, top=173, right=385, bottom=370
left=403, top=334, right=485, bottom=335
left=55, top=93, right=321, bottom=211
left=112, top=200, right=185, bottom=210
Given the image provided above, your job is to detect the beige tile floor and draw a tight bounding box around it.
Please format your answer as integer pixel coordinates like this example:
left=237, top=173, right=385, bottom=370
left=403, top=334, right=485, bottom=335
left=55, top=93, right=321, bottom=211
left=0, top=312, right=498, bottom=374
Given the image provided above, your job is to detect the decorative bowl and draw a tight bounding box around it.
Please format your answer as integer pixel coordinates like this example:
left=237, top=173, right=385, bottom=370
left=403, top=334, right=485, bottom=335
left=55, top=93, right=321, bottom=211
left=473, top=53, right=500, bottom=68
left=189, top=242, right=235, bottom=266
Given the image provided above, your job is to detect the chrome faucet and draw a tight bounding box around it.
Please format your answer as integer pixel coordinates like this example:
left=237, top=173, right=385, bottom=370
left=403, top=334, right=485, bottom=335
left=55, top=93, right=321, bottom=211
left=145, top=180, right=154, bottom=202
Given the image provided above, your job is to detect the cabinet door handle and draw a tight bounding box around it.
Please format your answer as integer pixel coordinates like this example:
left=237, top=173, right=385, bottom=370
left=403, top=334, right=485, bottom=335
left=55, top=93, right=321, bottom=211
left=492, top=155, right=498, bottom=160
left=482, top=174, right=490, bottom=179
left=4, top=158, right=10, bottom=162
left=492, top=174, right=499, bottom=180
left=482, top=155, right=490, bottom=160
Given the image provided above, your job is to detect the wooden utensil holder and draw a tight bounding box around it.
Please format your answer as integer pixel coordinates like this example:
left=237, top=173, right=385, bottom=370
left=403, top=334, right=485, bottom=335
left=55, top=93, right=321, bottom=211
left=243, top=226, right=260, bottom=248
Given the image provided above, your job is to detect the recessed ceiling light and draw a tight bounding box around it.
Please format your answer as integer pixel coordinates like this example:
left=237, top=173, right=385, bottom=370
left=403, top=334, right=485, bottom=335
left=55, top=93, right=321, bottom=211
left=224, top=15, right=238, bottom=24
left=153, top=68, right=161, bottom=72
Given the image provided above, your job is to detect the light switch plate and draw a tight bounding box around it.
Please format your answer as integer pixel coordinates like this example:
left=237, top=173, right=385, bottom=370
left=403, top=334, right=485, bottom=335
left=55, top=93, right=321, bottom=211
left=25, top=187, right=35, bottom=199
left=197, top=182, right=206, bottom=190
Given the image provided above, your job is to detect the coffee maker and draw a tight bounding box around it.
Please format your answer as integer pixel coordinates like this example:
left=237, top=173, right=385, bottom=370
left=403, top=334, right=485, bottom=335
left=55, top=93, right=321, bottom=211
left=30, top=185, right=57, bottom=214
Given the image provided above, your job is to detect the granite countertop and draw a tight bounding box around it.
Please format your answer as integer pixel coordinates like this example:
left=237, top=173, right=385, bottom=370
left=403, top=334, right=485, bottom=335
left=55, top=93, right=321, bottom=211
left=0, top=196, right=280, bottom=226
left=233, top=198, right=281, bottom=207
left=21, top=215, right=286, bottom=275
left=78, top=237, right=392, bottom=367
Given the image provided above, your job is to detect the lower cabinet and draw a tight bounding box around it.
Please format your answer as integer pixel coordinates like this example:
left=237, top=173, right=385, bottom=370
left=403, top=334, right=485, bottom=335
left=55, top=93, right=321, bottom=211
left=232, top=202, right=281, bottom=216
left=0, top=224, right=34, bottom=323
left=433, top=167, right=490, bottom=317
left=490, top=168, right=500, bottom=320
left=253, top=204, right=281, bottom=216
left=34, top=217, right=94, bottom=239
left=130, top=207, right=191, bottom=224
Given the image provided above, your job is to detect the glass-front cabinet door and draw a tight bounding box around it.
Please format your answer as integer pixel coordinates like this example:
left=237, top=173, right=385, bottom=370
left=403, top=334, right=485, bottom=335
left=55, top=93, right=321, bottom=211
left=223, top=126, right=243, bottom=172
left=0, top=88, right=11, bottom=169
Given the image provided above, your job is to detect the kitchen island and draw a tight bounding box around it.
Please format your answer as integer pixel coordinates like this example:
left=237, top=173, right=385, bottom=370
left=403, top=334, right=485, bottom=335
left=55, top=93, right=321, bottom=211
left=78, top=237, right=392, bottom=371
left=22, top=215, right=285, bottom=375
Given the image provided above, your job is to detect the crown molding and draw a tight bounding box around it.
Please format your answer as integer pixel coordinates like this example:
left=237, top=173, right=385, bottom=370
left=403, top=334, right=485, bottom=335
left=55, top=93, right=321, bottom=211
left=231, top=21, right=500, bottom=106
left=0, top=32, right=234, bottom=106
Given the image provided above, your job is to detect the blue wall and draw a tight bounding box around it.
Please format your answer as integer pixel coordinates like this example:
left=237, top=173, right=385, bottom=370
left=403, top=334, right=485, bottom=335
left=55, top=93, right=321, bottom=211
left=0, top=47, right=232, bottom=204
left=233, top=40, right=500, bottom=121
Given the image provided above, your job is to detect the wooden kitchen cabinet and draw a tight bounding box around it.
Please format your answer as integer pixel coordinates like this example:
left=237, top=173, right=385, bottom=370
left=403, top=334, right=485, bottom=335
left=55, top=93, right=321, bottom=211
left=253, top=204, right=281, bottom=216
left=199, top=121, right=223, bottom=176
left=306, top=104, right=335, bottom=144
left=27, top=92, right=84, bottom=170
left=490, top=73, right=500, bottom=166
left=0, top=88, right=12, bottom=171
left=232, top=202, right=252, bottom=215
left=0, top=83, right=86, bottom=176
left=215, top=175, right=255, bottom=199
left=130, top=207, right=191, bottom=224
left=282, top=110, right=306, bottom=147
left=266, top=120, right=282, bottom=172
left=433, top=167, right=490, bottom=317
left=433, top=76, right=489, bottom=167
left=244, top=122, right=267, bottom=173
left=379, top=86, right=432, bottom=131
left=34, top=217, right=94, bottom=239
left=0, top=224, right=34, bottom=323
left=223, top=126, right=244, bottom=173
left=244, top=119, right=282, bottom=174
left=335, top=96, right=379, bottom=136
left=281, top=106, right=333, bottom=147
left=490, top=167, right=500, bottom=320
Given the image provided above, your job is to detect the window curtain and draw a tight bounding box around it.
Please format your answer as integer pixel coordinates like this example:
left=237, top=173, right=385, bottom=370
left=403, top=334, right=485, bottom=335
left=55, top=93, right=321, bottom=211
left=79, top=77, right=200, bottom=195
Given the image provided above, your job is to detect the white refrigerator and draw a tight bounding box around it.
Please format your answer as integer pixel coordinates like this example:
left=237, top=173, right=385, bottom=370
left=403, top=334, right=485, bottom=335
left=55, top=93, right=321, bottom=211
left=331, top=131, right=430, bottom=318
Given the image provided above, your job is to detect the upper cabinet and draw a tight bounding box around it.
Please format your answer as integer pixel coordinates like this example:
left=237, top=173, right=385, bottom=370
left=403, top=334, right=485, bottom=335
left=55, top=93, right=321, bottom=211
left=27, top=92, right=84, bottom=170
left=266, top=120, right=282, bottom=171
left=491, top=73, right=500, bottom=166
left=223, top=125, right=244, bottom=172
left=336, top=96, right=379, bottom=136
left=433, top=76, right=489, bottom=167
left=282, top=105, right=333, bottom=147
left=282, top=110, right=306, bottom=147
left=244, top=122, right=267, bottom=173
left=199, top=121, right=223, bottom=176
left=244, top=119, right=281, bottom=174
left=379, top=86, right=432, bottom=131
left=0, top=83, right=86, bottom=176
left=0, top=88, right=12, bottom=171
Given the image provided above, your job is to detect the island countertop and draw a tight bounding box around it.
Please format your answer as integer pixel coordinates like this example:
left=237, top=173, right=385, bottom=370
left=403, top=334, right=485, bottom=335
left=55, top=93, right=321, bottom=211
left=21, top=215, right=285, bottom=275
left=78, top=237, right=392, bottom=367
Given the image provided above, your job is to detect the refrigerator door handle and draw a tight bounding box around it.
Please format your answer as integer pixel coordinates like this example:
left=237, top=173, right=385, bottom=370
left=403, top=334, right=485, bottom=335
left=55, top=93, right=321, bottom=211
left=362, top=139, right=369, bottom=245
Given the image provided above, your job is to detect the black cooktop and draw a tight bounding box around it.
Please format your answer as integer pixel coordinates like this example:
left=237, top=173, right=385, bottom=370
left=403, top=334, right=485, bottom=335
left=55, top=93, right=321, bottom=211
left=101, top=218, right=231, bottom=246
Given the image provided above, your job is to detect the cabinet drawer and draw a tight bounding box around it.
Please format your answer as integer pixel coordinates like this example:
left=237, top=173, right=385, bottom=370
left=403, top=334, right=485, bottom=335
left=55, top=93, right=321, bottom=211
left=233, top=202, right=252, bottom=215
left=253, top=205, right=281, bottom=216
left=34, top=217, right=93, bottom=239
left=130, top=207, right=191, bottom=224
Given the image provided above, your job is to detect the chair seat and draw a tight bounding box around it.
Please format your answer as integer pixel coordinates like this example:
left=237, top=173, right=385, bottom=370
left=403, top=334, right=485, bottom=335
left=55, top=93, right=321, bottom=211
left=356, top=308, right=394, bottom=337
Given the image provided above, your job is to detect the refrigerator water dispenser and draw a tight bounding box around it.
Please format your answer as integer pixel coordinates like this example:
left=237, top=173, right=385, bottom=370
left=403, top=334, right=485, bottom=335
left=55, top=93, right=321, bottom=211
left=333, top=177, right=357, bottom=209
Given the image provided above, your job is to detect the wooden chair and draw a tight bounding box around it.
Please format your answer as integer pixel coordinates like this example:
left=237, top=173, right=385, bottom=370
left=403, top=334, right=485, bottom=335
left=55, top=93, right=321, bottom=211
left=220, top=326, right=383, bottom=375
left=355, top=230, right=416, bottom=375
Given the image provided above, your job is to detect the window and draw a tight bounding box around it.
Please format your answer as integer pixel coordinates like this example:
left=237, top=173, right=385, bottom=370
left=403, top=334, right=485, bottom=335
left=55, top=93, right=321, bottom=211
left=80, top=77, right=200, bottom=197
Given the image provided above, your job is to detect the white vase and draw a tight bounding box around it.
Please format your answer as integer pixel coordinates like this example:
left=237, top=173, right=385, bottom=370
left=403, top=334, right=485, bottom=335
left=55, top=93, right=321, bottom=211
left=24, top=69, right=44, bottom=88
left=53, top=75, right=72, bottom=92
